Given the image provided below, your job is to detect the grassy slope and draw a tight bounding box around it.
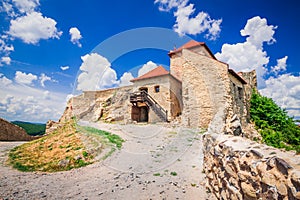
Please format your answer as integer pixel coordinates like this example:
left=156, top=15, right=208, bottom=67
left=11, top=121, right=46, bottom=136
left=8, top=120, right=124, bottom=172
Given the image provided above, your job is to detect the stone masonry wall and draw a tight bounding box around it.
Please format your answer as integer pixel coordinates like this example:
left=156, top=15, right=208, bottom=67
left=180, top=49, right=231, bottom=129
left=0, top=118, right=35, bottom=141
left=203, top=133, right=300, bottom=200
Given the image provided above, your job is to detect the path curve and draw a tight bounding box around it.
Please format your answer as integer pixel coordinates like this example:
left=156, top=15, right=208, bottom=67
left=0, top=122, right=215, bottom=200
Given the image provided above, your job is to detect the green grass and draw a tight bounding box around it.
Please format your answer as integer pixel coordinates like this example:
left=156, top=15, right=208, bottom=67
left=8, top=120, right=94, bottom=172
left=153, top=173, right=161, bottom=176
left=78, top=126, right=124, bottom=149
left=170, top=171, right=177, bottom=176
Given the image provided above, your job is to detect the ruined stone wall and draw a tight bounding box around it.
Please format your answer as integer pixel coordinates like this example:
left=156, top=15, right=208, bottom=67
left=59, top=86, right=133, bottom=123
left=203, top=133, right=300, bottom=200
left=169, top=76, right=182, bottom=118
left=169, top=46, right=213, bottom=81
left=0, top=118, right=35, bottom=141
left=228, top=73, right=247, bottom=128
left=170, top=52, right=184, bottom=81
left=239, top=70, right=257, bottom=123
left=188, top=45, right=214, bottom=58
left=180, top=49, right=231, bottom=129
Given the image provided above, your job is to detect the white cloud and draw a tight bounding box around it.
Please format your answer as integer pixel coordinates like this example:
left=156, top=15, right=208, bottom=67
left=43, top=90, right=50, bottom=99
left=0, top=1, right=15, bottom=17
left=14, top=71, right=37, bottom=85
left=0, top=38, right=14, bottom=54
left=60, top=66, right=69, bottom=71
left=173, top=4, right=222, bottom=39
left=260, top=74, right=300, bottom=119
left=0, top=73, right=12, bottom=86
left=76, top=53, right=119, bottom=91
left=69, top=27, right=82, bottom=47
left=39, top=73, right=52, bottom=87
left=271, top=56, right=288, bottom=75
left=8, top=12, right=62, bottom=44
left=240, top=16, right=277, bottom=48
left=0, top=83, right=66, bottom=122
left=155, top=0, right=221, bottom=39
left=12, top=0, right=39, bottom=13
left=119, top=72, right=134, bottom=87
left=154, top=0, right=188, bottom=11
left=138, top=61, right=158, bottom=77
left=1, top=56, right=11, bottom=65
left=215, top=16, right=279, bottom=87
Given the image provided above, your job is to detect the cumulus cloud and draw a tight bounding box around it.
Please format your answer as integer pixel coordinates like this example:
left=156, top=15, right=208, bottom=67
left=119, top=72, right=134, bottom=87
left=154, top=0, right=221, bottom=39
left=138, top=61, right=158, bottom=77
left=271, top=56, right=288, bottom=75
left=155, top=0, right=187, bottom=11
left=1, top=56, right=11, bottom=65
left=0, top=83, right=66, bottom=122
left=76, top=53, right=119, bottom=91
left=260, top=74, right=300, bottom=119
left=0, top=73, right=12, bottom=86
left=12, top=0, right=39, bottom=13
left=240, top=16, right=277, bottom=48
left=14, top=71, right=37, bottom=85
left=39, top=73, right=52, bottom=87
left=0, top=38, right=14, bottom=55
left=8, top=12, right=62, bottom=44
left=43, top=90, right=50, bottom=99
left=215, top=16, right=278, bottom=87
left=60, top=66, right=69, bottom=71
left=69, top=27, right=82, bottom=47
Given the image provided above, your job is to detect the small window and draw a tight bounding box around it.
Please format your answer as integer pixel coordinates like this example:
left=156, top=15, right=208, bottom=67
left=154, top=85, right=160, bottom=93
left=238, top=87, right=243, bottom=99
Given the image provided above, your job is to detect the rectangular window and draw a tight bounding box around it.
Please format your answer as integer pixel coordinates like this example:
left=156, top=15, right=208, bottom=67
left=238, top=87, right=243, bottom=99
left=154, top=85, right=160, bottom=93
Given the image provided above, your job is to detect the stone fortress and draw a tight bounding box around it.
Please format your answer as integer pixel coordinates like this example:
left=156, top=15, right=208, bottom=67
left=60, top=40, right=256, bottom=136
left=57, top=40, right=300, bottom=200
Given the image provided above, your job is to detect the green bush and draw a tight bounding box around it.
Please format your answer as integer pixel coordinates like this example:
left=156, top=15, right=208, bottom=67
left=250, top=91, right=300, bottom=152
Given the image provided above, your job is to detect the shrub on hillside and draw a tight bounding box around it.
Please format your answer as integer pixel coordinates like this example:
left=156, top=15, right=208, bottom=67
left=250, top=91, right=300, bottom=153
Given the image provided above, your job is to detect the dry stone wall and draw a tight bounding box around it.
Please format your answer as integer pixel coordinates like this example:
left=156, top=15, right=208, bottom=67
left=0, top=118, right=35, bottom=141
left=203, top=133, right=300, bottom=200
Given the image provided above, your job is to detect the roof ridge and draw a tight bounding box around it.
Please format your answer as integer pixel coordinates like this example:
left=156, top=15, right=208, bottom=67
left=131, top=66, right=169, bottom=82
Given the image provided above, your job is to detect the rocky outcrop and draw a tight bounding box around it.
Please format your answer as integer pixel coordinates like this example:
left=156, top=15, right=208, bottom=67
left=203, top=133, right=300, bottom=200
left=59, top=86, right=133, bottom=124
left=0, top=118, right=35, bottom=141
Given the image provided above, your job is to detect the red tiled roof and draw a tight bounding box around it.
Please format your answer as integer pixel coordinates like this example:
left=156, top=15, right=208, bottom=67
left=168, top=40, right=216, bottom=59
left=130, top=66, right=169, bottom=82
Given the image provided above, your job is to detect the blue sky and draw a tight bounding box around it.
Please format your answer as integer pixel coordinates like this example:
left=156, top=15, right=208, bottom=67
left=0, top=0, right=300, bottom=122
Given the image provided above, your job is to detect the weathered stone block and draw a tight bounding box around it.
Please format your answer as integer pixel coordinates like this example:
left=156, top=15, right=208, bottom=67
left=241, top=182, right=257, bottom=199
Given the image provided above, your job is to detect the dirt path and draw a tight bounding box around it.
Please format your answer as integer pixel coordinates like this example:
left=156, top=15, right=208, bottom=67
left=0, top=122, right=215, bottom=200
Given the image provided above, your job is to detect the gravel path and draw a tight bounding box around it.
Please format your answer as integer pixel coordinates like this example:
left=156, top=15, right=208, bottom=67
left=0, top=121, right=215, bottom=200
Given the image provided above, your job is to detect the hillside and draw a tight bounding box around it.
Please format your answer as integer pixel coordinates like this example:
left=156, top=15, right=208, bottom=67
left=11, top=121, right=46, bottom=136
left=0, top=118, right=35, bottom=141
left=8, top=119, right=124, bottom=172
